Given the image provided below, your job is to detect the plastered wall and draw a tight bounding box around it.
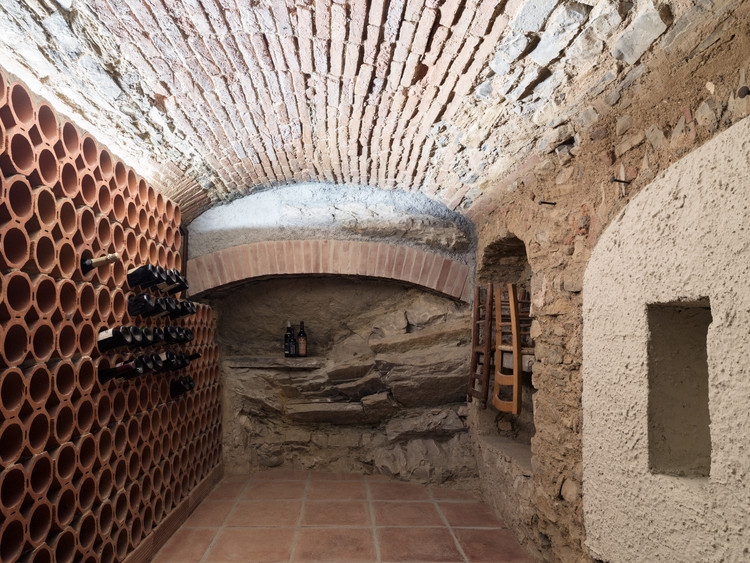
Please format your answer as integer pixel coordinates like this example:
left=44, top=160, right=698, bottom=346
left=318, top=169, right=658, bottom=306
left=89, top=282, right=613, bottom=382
left=582, top=115, right=750, bottom=561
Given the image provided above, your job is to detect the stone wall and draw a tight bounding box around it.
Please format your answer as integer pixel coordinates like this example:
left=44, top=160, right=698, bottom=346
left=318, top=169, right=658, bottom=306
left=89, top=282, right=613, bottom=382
left=469, top=6, right=750, bottom=562
left=210, top=277, right=478, bottom=487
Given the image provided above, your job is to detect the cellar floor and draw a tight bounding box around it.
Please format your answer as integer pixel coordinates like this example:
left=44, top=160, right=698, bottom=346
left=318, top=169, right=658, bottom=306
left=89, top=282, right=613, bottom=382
left=152, top=469, right=532, bottom=563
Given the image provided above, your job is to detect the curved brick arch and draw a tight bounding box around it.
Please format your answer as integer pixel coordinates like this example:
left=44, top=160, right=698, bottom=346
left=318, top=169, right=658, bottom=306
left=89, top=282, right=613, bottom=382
left=186, top=239, right=471, bottom=301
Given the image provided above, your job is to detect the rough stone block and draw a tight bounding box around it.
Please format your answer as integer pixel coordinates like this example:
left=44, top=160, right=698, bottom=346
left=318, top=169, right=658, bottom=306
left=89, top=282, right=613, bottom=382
left=385, top=408, right=466, bottom=442
left=529, top=3, right=590, bottom=67
left=645, top=124, right=668, bottom=151
left=511, top=0, right=559, bottom=33
left=615, top=130, right=645, bottom=157
left=285, top=402, right=367, bottom=424
left=611, top=3, right=671, bottom=65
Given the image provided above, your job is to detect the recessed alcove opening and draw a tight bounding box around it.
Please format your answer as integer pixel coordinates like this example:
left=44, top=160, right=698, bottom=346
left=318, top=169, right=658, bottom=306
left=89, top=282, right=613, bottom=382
left=477, top=236, right=536, bottom=448
left=647, top=300, right=712, bottom=478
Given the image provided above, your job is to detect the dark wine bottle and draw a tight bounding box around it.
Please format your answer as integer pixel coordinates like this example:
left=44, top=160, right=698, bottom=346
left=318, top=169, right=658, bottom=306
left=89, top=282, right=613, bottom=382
left=97, top=326, right=133, bottom=352
left=284, top=320, right=293, bottom=357
left=169, top=375, right=195, bottom=399
left=139, top=327, right=155, bottom=347
left=155, top=351, right=178, bottom=372
left=166, top=271, right=189, bottom=295
left=169, top=300, right=196, bottom=320
left=126, top=326, right=144, bottom=348
left=183, top=328, right=194, bottom=342
left=288, top=324, right=297, bottom=358
left=155, top=269, right=178, bottom=293
left=297, top=321, right=307, bottom=357
left=127, top=293, right=156, bottom=317
left=82, top=252, right=120, bottom=275
left=98, top=357, right=145, bottom=384
left=126, top=264, right=165, bottom=289
left=164, top=326, right=181, bottom=344
left=151, top=327, right=165, bottom=345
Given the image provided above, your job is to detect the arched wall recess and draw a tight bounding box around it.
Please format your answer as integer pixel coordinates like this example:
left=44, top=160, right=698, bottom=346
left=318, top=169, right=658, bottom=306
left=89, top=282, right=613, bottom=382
left=186, top=239, right=471, bottom=302
left=582, top=116, right=750, bottom=561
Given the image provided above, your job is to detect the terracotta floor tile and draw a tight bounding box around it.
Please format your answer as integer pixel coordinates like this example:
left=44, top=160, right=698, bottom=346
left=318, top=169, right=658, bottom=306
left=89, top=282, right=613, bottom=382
left=429, top=486, right=481, bottom=501
left=254, top=468, right=310, bottom=480
left=309, top=470, right=364, bottom=481
left=307, top=480, right=367, bottom=500
left=372, top=501, right=444, bottom=527
left=293, top=527, right=376, bottom=562
left=184, top=501, right=235, bottom=527
left=152, top=527, right=216, bottom=562
left=205, top=481, right=248, bottom=501
left=439, top=502, right=505, bottom=528
left=454, top=528, right=534, bottom=562
left=242, top=480, right=307, bottom=500
left=369, top=481, right=431, bottom=501
left=204, top=528, right=294, bottom=562
left=302, top=501, right=370, bottom=526
left=226, top=500, right=302, bottom=527
left=378, top=527, right=463, bottom=562
left=364, top=474, right=393, bottom=482
left=221, top=474, right=252, bottom=484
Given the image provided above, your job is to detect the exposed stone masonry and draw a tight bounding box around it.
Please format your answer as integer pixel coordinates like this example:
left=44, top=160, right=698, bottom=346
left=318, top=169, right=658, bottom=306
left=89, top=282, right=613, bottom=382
left=0, top=0, right=733, bottom=223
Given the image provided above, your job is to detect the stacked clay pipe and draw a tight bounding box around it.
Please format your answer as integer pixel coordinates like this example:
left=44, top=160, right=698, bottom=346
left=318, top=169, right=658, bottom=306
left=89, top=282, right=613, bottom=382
left=0, top=72, right=221, bottom=563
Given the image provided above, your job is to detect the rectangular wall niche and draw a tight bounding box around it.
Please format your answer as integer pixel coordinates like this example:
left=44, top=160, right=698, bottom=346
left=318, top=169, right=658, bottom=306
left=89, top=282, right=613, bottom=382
left=647, top=300, right=712, bottom=477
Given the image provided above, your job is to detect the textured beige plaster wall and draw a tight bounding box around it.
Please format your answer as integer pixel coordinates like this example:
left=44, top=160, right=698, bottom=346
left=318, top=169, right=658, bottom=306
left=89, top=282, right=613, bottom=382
left=582, top=116, right=750, bottom=562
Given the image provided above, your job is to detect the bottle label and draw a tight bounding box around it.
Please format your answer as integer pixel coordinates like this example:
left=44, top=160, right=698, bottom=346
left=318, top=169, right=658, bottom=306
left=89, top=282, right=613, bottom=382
left=298, top=338, right=307, bottom=357
left=98, top=328, right=115, bottom=340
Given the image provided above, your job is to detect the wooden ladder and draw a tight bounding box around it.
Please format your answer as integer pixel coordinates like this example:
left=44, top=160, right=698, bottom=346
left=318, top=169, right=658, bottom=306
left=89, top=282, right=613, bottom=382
left=467, top=284, right=494, bottom=408
left=491, top=283, right=532, bottom=414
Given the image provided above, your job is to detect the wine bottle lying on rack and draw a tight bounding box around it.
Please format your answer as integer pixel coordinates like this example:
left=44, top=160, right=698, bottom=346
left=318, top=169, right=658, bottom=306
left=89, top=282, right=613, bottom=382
left=170, top=375, right=195, bottom=399
left=163, top=326, right=193, bottom=344
left=98, top=357, right=146, bottom=384
left=82, top=252, right=120, bottom=275
left=154, top=351, right=201, bottom=373
left=156, top=269, right=190, bottom=294
left=169, top=300, right=196, bottom=320
left=97, top=326, right=139, bottom=352
left=127, top=264, right=167, bottom=289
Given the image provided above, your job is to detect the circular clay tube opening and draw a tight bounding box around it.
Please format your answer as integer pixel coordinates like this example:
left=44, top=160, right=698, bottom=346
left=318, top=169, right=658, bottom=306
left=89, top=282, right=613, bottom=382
left=0, top=465, right=25, bottom=513
left=60, top=121, right=80, bottom=158
left=35, top=147, right=59, bottom=186
left=51, top=403, right=74, bottom=447
left=78, top=173, right=97, bottom=207
left=98, top=149, right=113, bottom=180
left=0, top=517, right=25, bottom=563
left=57, top=279, right=77, bottom=317
left=33, top=275, right=56, bottom=317
left=54, top=360, right=76, bottom=398
left=5, top=175, right=33, bottom=222
left=76, top=357, right=95, bottom=395
left=8, top=83, right=34, bottom=126
left=2, top=226, right=29, bottom=269
left=115, top=524, right=129, bottom=559
left=56, top=322, right=77, bottom=359
left=35, top=103, right=59, bottom=144
left=26, top=364, right=51, bottom=407
left=78, top=323, right=96, bottom=356
left=31, top=321, right=55, bottom=362
left=77, top=511, right=97, bottom=550
left=4, top=270, right=32, bottom=317
left=55, top=240, right=76, bottom=278
left=56, top=161, right=79, bottom=199
left=56, top=197, right=77, bottom=239
left=28, top=452, right=53, bottom=497
left=26, top=411, right=50, bottom=454
left=80, top=135, right=98, bottom=169
left=54, top=486, right=76, bottom=529
left=78, top=283, right=96, bottom=317
left=32, top=186, right=57, bottom=231
left=31, top=233, right=55, bottom=274
left=0, top=420, right=24, bottom=464
left=8, top=132, right=35, bottom=174
left=53, top=527, right=76, bottom=563
left=0, top=368, right=24, bottom=416
left=97, top=183, right=111, bottom=216
left=77, top=475, right=96, bottom=513
left=26, top=501, right=52, bottom=544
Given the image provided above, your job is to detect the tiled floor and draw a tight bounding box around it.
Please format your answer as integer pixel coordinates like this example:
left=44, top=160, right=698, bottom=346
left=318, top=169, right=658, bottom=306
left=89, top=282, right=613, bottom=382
left=153, top=469, right=533, bottom=563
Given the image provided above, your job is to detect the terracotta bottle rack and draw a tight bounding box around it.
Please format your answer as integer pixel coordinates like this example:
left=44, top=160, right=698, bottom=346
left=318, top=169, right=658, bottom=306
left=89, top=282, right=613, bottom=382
left=0, top=71, right=222, bottom=563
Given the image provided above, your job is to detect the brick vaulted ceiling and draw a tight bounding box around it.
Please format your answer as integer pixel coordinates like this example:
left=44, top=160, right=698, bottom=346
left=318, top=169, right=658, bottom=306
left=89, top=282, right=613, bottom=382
left=0, top=1, right=719, bottom=223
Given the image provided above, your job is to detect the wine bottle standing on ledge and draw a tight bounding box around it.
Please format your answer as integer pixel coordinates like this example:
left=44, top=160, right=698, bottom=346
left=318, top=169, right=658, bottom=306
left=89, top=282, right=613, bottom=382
left=82, top=252, right=120, bottom=275
left=297, top=321, right=307, bottom=357
left=284, top=320, right=297, bottom=357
